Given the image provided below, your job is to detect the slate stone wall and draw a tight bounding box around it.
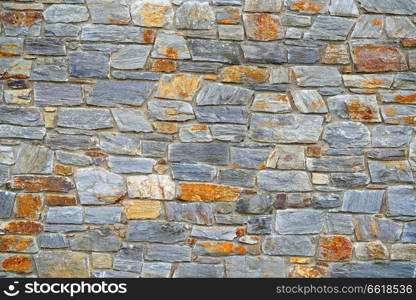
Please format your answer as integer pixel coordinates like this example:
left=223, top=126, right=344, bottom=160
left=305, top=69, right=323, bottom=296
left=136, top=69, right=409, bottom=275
left=0, top=0, right=416, bottom=278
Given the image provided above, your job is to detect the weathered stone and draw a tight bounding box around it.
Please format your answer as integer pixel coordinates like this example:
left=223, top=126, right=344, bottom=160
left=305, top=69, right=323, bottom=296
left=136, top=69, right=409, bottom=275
left=329, top=0, right=359, bottom=17
left=168, top=143, right=229, bottom=165
left=275, top=209, right=325, bottom=234
left=322, top=44, right=350, bottom=65
left=191, top=226, right=239, bottom=241
left=358, top=0, right=416, bottom=15
left=218, top=169, right=256, bottom=188
left=287, top=0, right=329, bottom=14
left=142, top=262, right=171, bottom=278
left=88, top=81, right=155, bottom=107
left=196, top=82, right=253, bottom=106
left=323, top=122, right=370, bottom=148
left=81, top=25, right=154, bottom=43
left=31, top=58, right=68, bottom=82
left=354, top=215, right=402, bottom=242
left=85, top=207, right=122, bottom=224
left=0, top=38, right=23, bottom=57
left=326, top=214, right=353, bottom=235
left=195, top=107, right=248, bottom=124
left=382, top=105, right=416, bottom=125
left=313, top=193, right=341, bottom=209
left=194, top=241, right=253, bottom=256
left=165, top=202, right=213, bottom=225
left=218, top=25, right=244, bottom=41
left=108, top=157, right=156, bottom=174
left=148, top=100, right=194, bottom=121
left=249, top=113, right=324, bottom=143
left=351, top=41, right=407, bottom=73
left=327, top=94, right=381, bottom=122
left=25, top=38, right=65, bottom=56
left=257, top=170, right=312, bottom=192
left=355, top=241, right=388, bottom=260
left=34, top=83, right=82, bottom=107
left=289, top=265, right=328, bottom=278
left=247, top=215, right=272, bottom=235
left=99, top=133, right=139, bottom=155
left=0, top=106, right=43, bottom=127
left=262, top=235, right=315, bottom=256
left=35, top=251, right=89, bottom=278
left=176, top=1, right=215, bottom=30
left=45, top=23, right=81, bottom=37
left=269, top=145, right=305, bottom=170
left=237, top=193, right=272, bottom=214
left=179, top=125, right=212, bottom=142
left=87, top=0, right=130, bottom=25
left=179, top=183, right=240, bottom=202
left=372, top=125, right=412, bottom=148
left=369, top=161, right=414, bottom=184
left=245, top=0, right=282, bottom=12
left=171, top=163, right=215, bottom=182
left=342, top=190, right=384, bottom=213
left=352, top=15, right=384, bottom=38
left=57, top=108, right=112, bottom=130
left=307, top=156, right=365, bottom=172
left=173, top=263, right=224, bottom=278
left=188, top=39, right=242, bottom=64
left=288, top=47, right=320, bottom=64
left=292, top=66, right=341, bottom=87
left=69, top=52, right=109, bottom=79
left=291, top=90, right=327, bottom=113
left=113, top=244, right=143, bottom=273
left=43, top=4, right=89, bottom=23
left=403, top=223, right=416, bottom=243
left=12, top=143, right=53, bottom=175
left=45, top=194, right=76, bottom=207
left=318, top=236, right=352, bottom=261
left=393, top=73, right=416, bottom=90
left=244, top=13, right=283, bottom=41
left=0, top=58, right=32, bottom=80
left=142, top=141, right=167, bottom=158
left=127, top=221, right=188, bottom=243
left=305, top=16, right=354, bottom=40
left=242, top=42, right=287, bottom=64
left=131, top=0, right=174, bottom=28
left=1, top=11, right=42, bottom=36
left=331, top=262, right=416, bottom=278
left=70, top=228, right=121, bottom=252
left=127, top=174, right=175, bottom=200
left=38, top=233, right=69, bottom=249
left=330, top=173, right=369, bottom=188
left=145, top=244, right=191, bottom=263
left=226, top=256, right=285, bottom=278
left=111, top=45, right=151, bottom=70
left=387, top=186, right=416, bottom=217
left=75, top=167, right=125, bottom=205
left=46, top=206, right=83, bottom=224
left=251, top=93, right=291, bottom=113
left=210, top=125, right=246, bottom=142
left=123, top=200, right=161, bottom=220
left=0, top=254, right=33, bottom=273
left=231, top=147, right=271, bottom=170
left=156, top=74, right=201, bottom=101
left=8, top=175, right=73, bottom=193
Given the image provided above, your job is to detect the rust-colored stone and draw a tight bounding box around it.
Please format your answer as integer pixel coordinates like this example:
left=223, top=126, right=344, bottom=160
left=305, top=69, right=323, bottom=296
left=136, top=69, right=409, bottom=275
left=2, top=255, right=32, bottom=273
left=153, top=121, right=178, bottom=134
left=142, top=29, right=156, bottom=44
left=367, top=242, right=388, bottom=260
left=15, top=194, right=42, bottom=220
left=245, top=13, right=282, bottom=41
left=306, top=146, right=321, bottom=157
left=352, top=44, right=407, bottom=73
left=217, top=7, right=241, bottom=25
left=157, top=74, right=201, bottom=100
left=318, top=236, right=352, bottom=261
left=54, top=164, right=73, bottom=176
left=198, top=241, right=248, bottom=256
left=290, top=0, right=324, bottom=13
left=289, top=265, right=328, bottom=278
left=3, top=221, right=43, bottom=235
left=123, top=200, right=162, bottom=219
left=1, top=11, right=43, bottom=27
left=151, top=59, right=176, bottom=73
left=0, top=236, right=35, bottom=252
left=46, top=194, right=77, bottom=206
left=221, top=66, right=268, bottom=83
left=85, top=151, right=108, bottom=158
left=290, top=257, right=312, bottom=264
left=346, top=98, right=378, bottom=122
left=8, top=175, right=74, bottom=192
left=401, top=39, right=416, bottom=48
left=395, top=93, right=416, bottom=104
left=138, top=3, right=170, bottom=27
left=179, top=183, right=241, bottom=202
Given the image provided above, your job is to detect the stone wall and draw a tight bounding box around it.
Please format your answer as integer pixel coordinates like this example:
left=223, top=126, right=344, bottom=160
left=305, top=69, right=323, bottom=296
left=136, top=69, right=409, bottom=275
left=0, top=0, right=416, bottom=278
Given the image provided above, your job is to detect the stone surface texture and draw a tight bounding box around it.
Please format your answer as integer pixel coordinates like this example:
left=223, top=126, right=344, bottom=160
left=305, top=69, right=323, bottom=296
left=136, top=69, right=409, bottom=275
left=0, top=0, right=415, bottom=279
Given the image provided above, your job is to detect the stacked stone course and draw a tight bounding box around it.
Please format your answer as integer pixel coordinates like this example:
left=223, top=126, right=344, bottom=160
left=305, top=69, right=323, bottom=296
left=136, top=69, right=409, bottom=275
left=0, top=0, right=416, bottom=278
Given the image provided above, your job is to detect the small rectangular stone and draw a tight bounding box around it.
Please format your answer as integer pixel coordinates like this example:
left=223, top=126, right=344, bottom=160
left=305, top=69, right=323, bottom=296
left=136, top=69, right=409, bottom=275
left=195, top=107, right=248, bottom=124
left=25, top=38, right=66, bottom=56
left=85, top=207, right=122, bottom=224
left=126, top=221, right=188, bottom=243
left=165, top=202, right=214, bottom=225
left=34, top=83, right=82, bottom=107
left=168, top=143, right=229, bottom=165
left=108, top=157, right=156, bottom=174
left=57, top=108, right=113, bottom=130
left=81, top=25, right=153, bottom=43
left=275, top=209, right=325, bottom=234
left=342, top=190, right=384, bottom=213
left=145, top=245, right=191, bottom=263
left=46, top=207, right=83, bottom=224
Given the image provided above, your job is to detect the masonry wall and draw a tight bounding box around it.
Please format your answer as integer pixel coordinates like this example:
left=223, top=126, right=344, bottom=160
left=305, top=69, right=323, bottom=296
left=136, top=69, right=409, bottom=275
left=0, top=0, right=416, bottom=278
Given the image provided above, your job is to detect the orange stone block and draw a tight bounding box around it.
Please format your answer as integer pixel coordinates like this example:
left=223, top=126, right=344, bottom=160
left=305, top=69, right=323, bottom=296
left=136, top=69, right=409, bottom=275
left=221, top=66, right=268, bottom=83
left=54, top=164, right=73, bottom=176
left=352, top=44, right=407, bottom=73
left=16, top=194, right=42, bottom=220
left=156, top=74, right=201, bottom=100
left=401, top=39, right=416, bottom=48
left=0, top=236, right=36, bottom=252
left=2, top=255, right=32, bottom=273
left=153, top=121, right=178, bottom=134
left=179, top=183, right=241, bottom=202
left=123, top=200, right=162, bottom=219
left=306, top=145, right=321, bottom=157
left=46, top=194, right=77, bottom=206
left=7, top=175, right=74, bottom=192
left=289, top=265, right=327, bottom=278
left=151, top=59, right=176, bottom=73
left=0, top=11, right=42, bottom=28
left=244, top=13, right=283, bottom=41
left=198, top=241, right=248, bottom=256
left=318, top=236, right=352, bottom=261
left=346, top=98, right=379, bottom=122
left=3, top=221, right=43, bottom=235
